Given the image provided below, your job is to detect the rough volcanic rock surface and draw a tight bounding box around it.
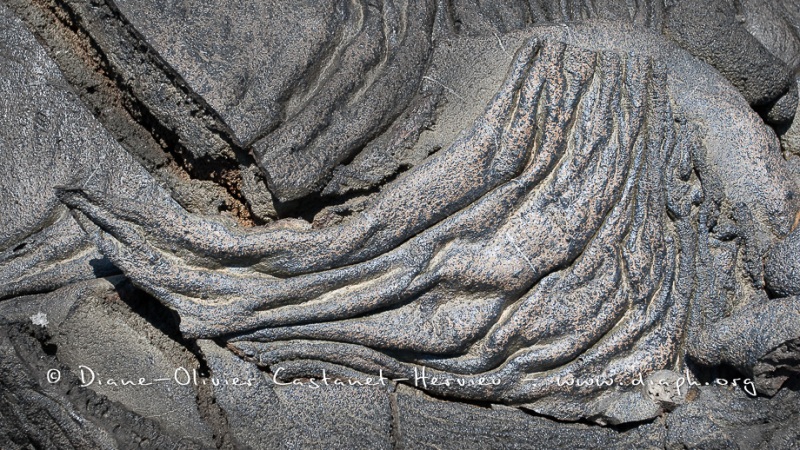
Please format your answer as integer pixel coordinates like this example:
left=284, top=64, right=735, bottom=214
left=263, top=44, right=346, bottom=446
left=2, top=0, right=800, bottom=448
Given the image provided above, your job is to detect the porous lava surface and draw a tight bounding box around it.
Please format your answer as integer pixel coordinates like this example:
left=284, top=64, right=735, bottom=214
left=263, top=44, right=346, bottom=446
left=2, top=0, right=800, bottom=448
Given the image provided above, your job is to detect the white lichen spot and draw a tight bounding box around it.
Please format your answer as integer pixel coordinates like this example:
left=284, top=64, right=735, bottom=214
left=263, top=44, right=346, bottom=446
left=31, top=312, right=48, bottom=328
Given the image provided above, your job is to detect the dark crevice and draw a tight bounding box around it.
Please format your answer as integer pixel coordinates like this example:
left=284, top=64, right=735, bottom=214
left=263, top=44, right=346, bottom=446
left=8, top=0, right=263, bottom=226
left=10, top=0, right=448, bottom=229
left=272, top=153, right=426, bottom=225
left=517, top=405, right=658, bottom=433
left=5, top=320, right=206, bottom=449
left=113, top=281, right=236, bottom=449
left=389, top=390, right=402, bottom=450
left=684, top=360, right=770, bottom=396
left=184, top=339, right=237, bottom=450
left=91, top=0, right=243, bottom=150
left=413, top=390, right=497, bottom=409
left=41, top=342, right=58, bottom=356
left=274, top=183, right=378, bottom=224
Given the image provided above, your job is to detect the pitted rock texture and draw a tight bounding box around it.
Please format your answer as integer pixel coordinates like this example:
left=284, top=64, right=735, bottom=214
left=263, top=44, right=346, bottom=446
left=59, top=23, right=800, bottom=420
left=0, top=0, right=145, bottom=299
left=0, top=279, right=215, bottom=449
left=2, top=0, right=800, bottom=447
left=14, top=0, right=796, bottom=208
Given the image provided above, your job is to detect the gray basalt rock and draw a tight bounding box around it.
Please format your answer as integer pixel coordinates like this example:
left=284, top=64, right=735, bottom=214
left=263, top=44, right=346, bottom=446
left=765, top=226, right=800, bottom=297
left=0, top=278, right=214, bottom=449
left=54, top=280, right=214, bottom=442
left=57, top=21, right=800, bottom=423
left=0, top=0, right=174, bottom=298
left=663, top=0, right=798, bottom=126
left=15, top=0, right=795, bottom=207
left=741, top=0, right=800, bottom=72
left=687, top=295, right=800, bottom=395
left=2, top=0, right=800, bottom=447
left=642, top=370, right=690, bottom=410
left=780, top=77, right=800, bottom=157
left=3, top=0, right=272, bottom=223
left=109, top=0, right=347, bottom=149
left=199, top=340, right=394, bottom=449
left=665, top=383, right=800, bottom=449
left=393, top=384, right=667, bottom=448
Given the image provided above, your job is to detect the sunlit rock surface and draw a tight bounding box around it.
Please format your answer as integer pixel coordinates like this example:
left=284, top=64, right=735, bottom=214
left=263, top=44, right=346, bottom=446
left=2, top=0, right=800, bottom=447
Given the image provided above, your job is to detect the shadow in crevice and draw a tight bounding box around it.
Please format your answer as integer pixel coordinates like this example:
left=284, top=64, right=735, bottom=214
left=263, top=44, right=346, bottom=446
left=88, top=257, right=121, bottom=278
left=109, top=278, right=236, bottom=449
left=111, top=278, right=183, bottom=343
left=685, top=359, right=800, bottom=396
